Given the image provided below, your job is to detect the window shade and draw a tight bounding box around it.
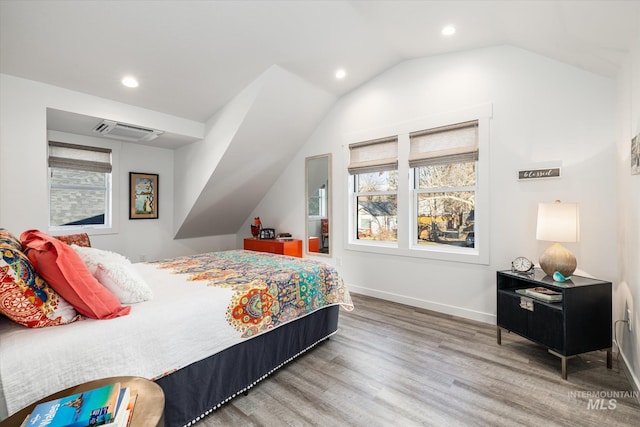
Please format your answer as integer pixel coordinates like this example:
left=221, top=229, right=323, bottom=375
left=48, top=141, right=112, bottom=173
left=409, top=121, right=478, bottom=168
left=348, top=136, right=398, bottom=175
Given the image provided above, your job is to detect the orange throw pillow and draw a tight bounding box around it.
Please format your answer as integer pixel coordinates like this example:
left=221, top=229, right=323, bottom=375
left=20, top=229, right=130, bottom=319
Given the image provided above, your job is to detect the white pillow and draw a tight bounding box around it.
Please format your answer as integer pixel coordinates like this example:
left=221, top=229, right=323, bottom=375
left=94, top=262, right=153, bottom=304
left=71, top=244, right=152, bottom=303
left=70, top=244, right=129, bottom=275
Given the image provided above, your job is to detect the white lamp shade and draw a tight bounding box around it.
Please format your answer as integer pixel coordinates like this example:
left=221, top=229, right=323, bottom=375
left=536, top=202, right=580, bottom=243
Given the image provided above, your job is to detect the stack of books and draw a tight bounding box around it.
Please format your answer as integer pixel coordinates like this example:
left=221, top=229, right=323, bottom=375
left=21, top=382, right=137, bottom=427
left=516, top=286, right=563, bottom=302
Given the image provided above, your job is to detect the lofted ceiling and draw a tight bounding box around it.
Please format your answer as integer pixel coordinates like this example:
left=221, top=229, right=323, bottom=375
left=2, top=1, right=639, bottom=127
left=1, top=0, right=639, bottom=238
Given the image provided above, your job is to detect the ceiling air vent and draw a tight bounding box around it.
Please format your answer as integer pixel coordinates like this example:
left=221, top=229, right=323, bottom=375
left=93, top=120, right=163, bottom=142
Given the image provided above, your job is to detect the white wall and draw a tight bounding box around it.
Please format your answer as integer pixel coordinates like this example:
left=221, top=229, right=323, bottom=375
left=246, top=45, right=617, bottom=324
left=615, top=24, right=640, bottom=390
left=0, top=74, right=236, bottom=261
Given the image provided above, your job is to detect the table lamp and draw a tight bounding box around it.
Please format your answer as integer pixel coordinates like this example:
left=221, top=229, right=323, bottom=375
left=536, top=200, right=580, bottom=278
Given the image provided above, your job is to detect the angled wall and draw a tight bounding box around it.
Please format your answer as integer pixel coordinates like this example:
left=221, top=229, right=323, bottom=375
left=174, top=65, right=335, bottom=238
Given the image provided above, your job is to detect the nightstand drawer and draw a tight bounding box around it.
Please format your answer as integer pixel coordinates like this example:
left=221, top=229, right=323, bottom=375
left=497, top=291, right=528, bottom=336
left=526, top=300, right=564, bottom=352
left=498, top=290, right=564, bottom=351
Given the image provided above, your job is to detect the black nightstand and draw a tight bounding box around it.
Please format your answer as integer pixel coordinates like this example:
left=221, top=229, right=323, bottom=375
left=497, top=269, right=612, bottom=379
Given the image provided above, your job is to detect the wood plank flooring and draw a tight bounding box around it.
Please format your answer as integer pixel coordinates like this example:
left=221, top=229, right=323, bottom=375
left=196, top=293, right=638, bottom=426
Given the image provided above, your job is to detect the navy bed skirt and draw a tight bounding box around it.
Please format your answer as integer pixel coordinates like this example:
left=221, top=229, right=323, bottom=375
left=156, top=305, right=340, bottom=426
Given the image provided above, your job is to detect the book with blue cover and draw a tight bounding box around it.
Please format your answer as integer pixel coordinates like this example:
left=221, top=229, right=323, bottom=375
left=24, top=383, right=121, bottom=427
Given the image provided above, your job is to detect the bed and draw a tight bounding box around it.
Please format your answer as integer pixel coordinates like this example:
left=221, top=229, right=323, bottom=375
left=0, top=231, right=353, bottom=427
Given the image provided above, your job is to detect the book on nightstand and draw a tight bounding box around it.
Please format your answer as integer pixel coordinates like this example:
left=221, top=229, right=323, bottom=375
left=122, top=393, right=138, bottom=427
left=516, top=287, right=563, bottom=302
left=111, top=387, right=131, bottom=427
left=22, top=382, right=130, bottom=427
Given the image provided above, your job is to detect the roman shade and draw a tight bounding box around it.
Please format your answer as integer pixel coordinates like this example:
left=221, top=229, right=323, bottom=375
left=48, top=141, right=112, bottom=173
left=409, top=121, right=478, bottom=168
left=348, top=136, right=398, bottom=175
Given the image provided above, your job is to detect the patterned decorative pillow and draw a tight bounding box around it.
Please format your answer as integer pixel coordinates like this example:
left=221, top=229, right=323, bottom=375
left=0, top=245, right=80, bottom=328
left=55, top=233, right=91, bottom=248
left=0, top=229, right=22, bottom=251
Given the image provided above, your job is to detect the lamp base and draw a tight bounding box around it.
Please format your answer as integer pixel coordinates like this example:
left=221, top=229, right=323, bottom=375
left=539, top=242, right=577, bottom=278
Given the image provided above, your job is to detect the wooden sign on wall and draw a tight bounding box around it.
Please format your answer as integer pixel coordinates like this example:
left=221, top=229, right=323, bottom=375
left=518, top=167, right=561, bottom=180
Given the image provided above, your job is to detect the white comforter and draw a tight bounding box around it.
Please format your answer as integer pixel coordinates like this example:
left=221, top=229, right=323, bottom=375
left=0, top=262, right=238, bottom=418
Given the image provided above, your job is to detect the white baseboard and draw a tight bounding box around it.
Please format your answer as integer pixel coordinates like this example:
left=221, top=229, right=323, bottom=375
left=618, top=346, right=640, bottom=403
left=347, top=283, right=496, bottom=325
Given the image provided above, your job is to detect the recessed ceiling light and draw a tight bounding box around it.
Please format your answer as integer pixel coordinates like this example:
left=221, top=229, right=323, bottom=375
left=121, top=76, right=139, bottom=88
left=335, top=68, right=346, bottom=80
left=442, top=25, right=456, bottom=36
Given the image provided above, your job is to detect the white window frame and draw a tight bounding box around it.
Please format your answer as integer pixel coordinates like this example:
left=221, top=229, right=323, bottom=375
left=410, top=164, right=478, bottom=250
left=345, top=104, right=491, bottom=265
left=47, top=131, right=120, bottom=236
left=351, top=171, right=399, bottom=246
left=308, top=186, right=328, bottom=219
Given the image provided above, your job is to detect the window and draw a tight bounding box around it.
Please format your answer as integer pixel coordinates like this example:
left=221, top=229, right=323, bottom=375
left=354, top=170, right=398, bottom=241
left=346, top=106, right=490, bottom=264
left=414, top=163, right=476, bottom=247
left=308, top=186, right=327, bottom=217
left=48, top=141, right=112, bottom=230
left=348, top=136, right=398, bottom=243
left=411, top=121, right=478, bottom=249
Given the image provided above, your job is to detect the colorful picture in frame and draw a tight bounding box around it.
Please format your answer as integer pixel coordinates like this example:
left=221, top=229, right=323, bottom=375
left=632, top=132, right=640, bottom=176
left=130, top=172, right=158, bottom=219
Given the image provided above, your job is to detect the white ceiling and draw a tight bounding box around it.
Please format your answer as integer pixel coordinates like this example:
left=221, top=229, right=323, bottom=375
left=2, top=0, right=639, bottom=127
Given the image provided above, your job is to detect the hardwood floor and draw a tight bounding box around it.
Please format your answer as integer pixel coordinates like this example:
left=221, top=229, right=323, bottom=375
left=197, top=293, right=638, bottom=426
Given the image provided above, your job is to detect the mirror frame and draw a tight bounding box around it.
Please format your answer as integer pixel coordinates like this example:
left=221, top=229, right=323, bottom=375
left=305, top=153, right=332, bottom=257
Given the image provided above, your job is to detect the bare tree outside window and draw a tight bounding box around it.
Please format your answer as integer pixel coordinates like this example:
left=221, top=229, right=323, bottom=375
left=355, top=171, right=398, bottom=241
left=347, top=117, right=484, bottom=260
left=415, top=162, right=476, bottom=247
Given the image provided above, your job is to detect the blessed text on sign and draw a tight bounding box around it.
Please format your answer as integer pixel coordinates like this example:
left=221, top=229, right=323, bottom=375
left=518, top=167, right=561, bottom=180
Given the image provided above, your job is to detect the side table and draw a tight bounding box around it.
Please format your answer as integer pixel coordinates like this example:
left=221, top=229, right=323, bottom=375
left=0, top=376, right=164, bottom=427
left=497, top=269, right=612, bottom=379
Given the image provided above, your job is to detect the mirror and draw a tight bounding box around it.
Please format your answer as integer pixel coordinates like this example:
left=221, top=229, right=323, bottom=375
left=306, top=154, right=331, bottom=256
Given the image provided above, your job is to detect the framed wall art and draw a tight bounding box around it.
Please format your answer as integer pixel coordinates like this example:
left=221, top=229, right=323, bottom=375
left=129, top=172, right=159, bottom=219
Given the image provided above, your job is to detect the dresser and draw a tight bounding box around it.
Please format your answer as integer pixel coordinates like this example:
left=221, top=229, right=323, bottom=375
left=244, top=238, right=302, bottom=258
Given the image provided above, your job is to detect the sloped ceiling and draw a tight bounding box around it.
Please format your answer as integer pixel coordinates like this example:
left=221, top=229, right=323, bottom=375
left=173, top=66, right=335, bottom=238
left=2, top=1, right=639, bottom=123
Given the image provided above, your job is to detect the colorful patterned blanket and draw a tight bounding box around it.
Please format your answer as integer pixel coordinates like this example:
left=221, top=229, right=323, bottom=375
left=0, top=251, right=352, bottom=418
left=153, top=250, right=353, bottom=338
